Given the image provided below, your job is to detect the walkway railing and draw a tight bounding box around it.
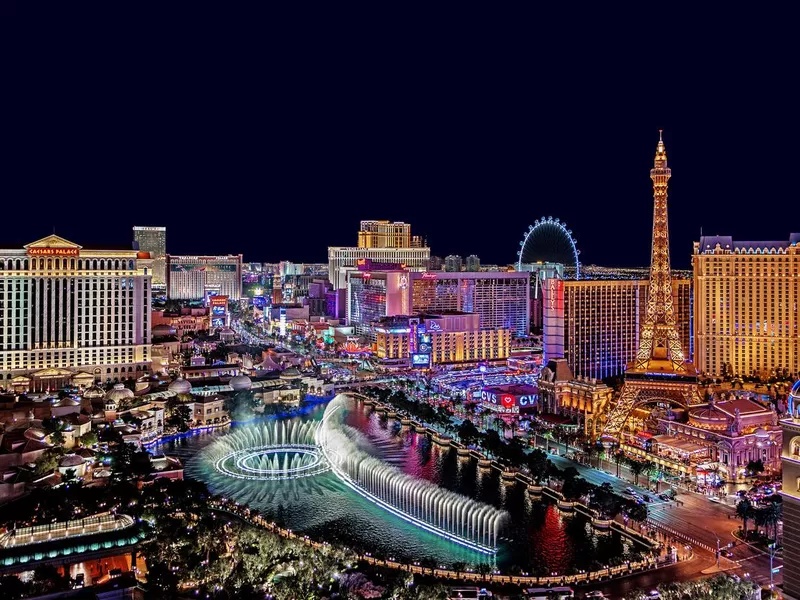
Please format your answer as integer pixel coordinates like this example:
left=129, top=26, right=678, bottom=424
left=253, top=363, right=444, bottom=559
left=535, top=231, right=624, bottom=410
left=209, top=497, right=666, bottom=588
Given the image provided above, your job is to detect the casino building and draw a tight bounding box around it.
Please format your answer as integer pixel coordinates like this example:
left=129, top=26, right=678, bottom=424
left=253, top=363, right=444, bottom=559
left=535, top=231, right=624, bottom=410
left=693, top=234, right=800, bottom=377
left=373, top=311, right=511, bottom=366
left=166, top=254, right=242, bottom=301
left=0, top=235, right=153, bottom=390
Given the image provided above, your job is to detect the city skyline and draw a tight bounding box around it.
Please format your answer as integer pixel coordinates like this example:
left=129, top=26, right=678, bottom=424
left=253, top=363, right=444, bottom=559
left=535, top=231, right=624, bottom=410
left=4, top=8, right=798, bottom=270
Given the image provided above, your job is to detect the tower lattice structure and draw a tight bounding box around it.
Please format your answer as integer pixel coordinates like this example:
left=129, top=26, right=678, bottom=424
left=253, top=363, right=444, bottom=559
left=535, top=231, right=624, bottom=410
left=601, top=132, right=701, bottom=439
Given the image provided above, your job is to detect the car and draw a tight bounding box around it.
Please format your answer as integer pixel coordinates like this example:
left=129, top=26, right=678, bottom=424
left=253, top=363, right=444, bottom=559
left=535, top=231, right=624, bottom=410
left=625, top=487, right=635, bottom=495
left=658, top=493, right=670, bottom=501
left=584, top=592, right=605, bottom=598
left=643, top=494, right=652, bottom=502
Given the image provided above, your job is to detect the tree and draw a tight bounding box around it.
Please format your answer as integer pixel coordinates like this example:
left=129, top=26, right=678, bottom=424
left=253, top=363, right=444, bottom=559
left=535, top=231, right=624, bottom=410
left=736, top=498, right=753, bottom=537
left=626, top=503, right=648, bottom=524
left=34, top=447, right=65, bottom=477
left=745, top=459, right=764, bottom=477
left=627, top=458, right=646, bottom=485
left=614, top=450, right=625, bottom=478
left=0, top=575, right=28, bottom=600
left=526, top=448, right=550, bottom=484
left=79, top=431, right=98, bottom=447
left=456, top=419, right=480, bottom=446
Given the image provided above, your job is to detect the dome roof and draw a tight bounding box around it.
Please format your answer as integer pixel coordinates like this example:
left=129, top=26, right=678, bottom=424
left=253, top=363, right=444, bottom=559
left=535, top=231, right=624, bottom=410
left=152, top=324, right=176, bottom=336
left=55, top=396, right=80, bottom=407
left=168, top=377, right=192, bottom=395
left=229, top=375, right=252, bottom=391
left=59, top=454, right=84, bottom=468
left=688, top=405, right=729, bottom=424
left=83, top=385, right=106, bottom=399
left=279, top=368, right=302, bottom=380
left=792, top=379, right=800, bottom=399
left=24, top=428, right=47, bottom=441
left=105, top=384, right=134, bottom=402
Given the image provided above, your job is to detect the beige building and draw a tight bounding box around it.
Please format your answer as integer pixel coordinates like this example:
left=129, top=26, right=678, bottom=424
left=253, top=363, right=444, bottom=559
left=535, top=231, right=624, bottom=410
left=0, top=235, right=153, bottom=390
left=537, top=358, right=613, bottom=437
left=553, top=278, right=692, bottom=380
left=693, top=234, right=800, bottom=377
left=374, top=312, right=511, bottom=366
left=357, top=220, right=423, bottom=248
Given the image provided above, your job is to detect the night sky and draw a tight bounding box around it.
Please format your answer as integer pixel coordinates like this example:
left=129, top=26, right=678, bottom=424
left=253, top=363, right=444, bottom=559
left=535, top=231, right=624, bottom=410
left=3, top=7, right=797, bottom=270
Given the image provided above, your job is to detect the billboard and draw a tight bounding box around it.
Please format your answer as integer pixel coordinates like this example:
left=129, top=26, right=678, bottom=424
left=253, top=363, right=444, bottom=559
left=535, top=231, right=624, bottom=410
left=170, top=263, right=237, bottom=272
left=480, top=388, right=537, bottom=414
left=411, top=353, right=431, bottom=367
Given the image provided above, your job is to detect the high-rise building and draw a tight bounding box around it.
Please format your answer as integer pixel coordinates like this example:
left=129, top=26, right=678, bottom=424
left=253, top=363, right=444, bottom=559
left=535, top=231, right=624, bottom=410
left=428, top=255, right=444, bottom=271
left=601, top=132, right=702, bottom=439
left=693, top=233, right=800, bottom=377
left=411, top=271, right=530, bottom=337
left=0, top=235, right=153, bottom=391
left=445, top=255, right=463, bottom=272
left=346, top=271, right=412, bottom=340
left=329, top=244, right=429, bottom=289
left=133, top=226, right=166, bottom=286
left=542, top=278, right=692, bottom=380
left=781, top=380, right=800, bottom=600
left=357, top=220, right=423, bottom=248
left=466, top=255, right=480, bottom=272
left=166, top=254, right=242, bottom=301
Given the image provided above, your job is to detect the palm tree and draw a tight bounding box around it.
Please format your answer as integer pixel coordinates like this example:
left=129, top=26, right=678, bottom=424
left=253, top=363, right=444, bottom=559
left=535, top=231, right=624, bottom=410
left=736, top=498, right=753, bottom=538
left=628, top=458, right=645, bottom=486
left=614, top=450, right=625, bottom=478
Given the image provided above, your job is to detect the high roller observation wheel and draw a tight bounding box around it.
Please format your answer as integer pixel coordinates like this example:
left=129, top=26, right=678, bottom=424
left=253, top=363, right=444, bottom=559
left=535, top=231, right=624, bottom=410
left=516, top=216, right=581, bottom=278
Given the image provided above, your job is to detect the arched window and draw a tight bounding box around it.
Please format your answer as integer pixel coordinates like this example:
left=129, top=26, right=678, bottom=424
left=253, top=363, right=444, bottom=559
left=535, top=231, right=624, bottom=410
left=23, top=259, right=28, bottom=270
left=70, top=259, right=75, bottom=270
left=47, top=259, right=52, bottom=270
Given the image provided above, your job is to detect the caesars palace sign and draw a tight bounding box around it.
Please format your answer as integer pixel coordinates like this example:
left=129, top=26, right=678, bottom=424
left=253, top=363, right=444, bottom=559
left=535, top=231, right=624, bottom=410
left=27, top=247, right=80, bottom=256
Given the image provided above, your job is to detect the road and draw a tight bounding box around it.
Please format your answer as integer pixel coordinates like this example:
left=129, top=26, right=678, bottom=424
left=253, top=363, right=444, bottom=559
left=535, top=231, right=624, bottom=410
left=532, top=442, right=782, bottom=596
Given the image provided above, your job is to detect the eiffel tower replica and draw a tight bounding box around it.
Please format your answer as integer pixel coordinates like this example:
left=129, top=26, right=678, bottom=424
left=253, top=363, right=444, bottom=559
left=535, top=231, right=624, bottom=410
left=601, top=132, right=702, bottom=440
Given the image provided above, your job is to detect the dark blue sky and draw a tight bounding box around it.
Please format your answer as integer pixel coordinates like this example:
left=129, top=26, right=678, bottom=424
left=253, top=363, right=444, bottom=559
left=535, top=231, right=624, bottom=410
left=3, top=6, right=797, bottom=270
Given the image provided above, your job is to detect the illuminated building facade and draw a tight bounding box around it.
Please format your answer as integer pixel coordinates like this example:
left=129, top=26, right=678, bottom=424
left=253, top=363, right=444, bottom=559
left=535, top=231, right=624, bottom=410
left=373, top=312, right=510, bottom=366
left=465, top=255, right=480, bottom=272
left=538, top=358, right=613, bottom=437
left=166, top=254, right=242, bottom=301
left=410, top=271, right=530, bottom=337
left=329, top=221, right=430, bottom=288
left=781, top=380, right=800, bottom=599
left=651, top=396, right=781, bottom=482
left=543, top=278, right=692, bottom=380
left=693, top=234, right=800, bottom=377
left=132, top=226, right=166, bottom=286
left=357, top=220, right=423, bottom=248
left=0, top=235, right=153, bottom=389
left=328, top=247, right=430, bottom=289
left=346, top=271, right=411, bottom=340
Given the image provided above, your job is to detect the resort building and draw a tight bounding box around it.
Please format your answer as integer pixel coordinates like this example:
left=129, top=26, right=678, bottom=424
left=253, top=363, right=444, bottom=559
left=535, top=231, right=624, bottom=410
left=373, top=312, right=511, bottom=366
left=0, top=235, right=153, bottom=390
left=693, top=234, right=800, bottom=377
left=166, top=254, right=242, bottom=301
left=542, top=277, right=692, bottom=380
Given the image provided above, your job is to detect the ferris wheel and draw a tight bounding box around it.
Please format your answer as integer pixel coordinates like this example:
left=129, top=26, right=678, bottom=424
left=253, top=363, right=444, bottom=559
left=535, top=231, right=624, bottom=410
left=517, top=217, right=581, bottom=278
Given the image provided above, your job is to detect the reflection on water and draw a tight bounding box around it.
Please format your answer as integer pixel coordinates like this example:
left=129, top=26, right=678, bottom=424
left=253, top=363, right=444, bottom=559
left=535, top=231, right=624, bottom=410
left=153, top=400, right=643, bottom=573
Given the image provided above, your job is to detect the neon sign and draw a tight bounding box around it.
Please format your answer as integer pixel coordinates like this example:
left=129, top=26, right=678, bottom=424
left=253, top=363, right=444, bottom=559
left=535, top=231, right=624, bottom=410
left=27, top=247, right=79, bottom=256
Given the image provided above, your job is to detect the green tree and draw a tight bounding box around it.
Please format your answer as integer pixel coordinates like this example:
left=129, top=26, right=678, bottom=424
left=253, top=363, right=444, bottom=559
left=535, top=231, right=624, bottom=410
left=627, top=458, right=646, bottom=485
left=745, top=459, right=764, bottom=477
left=526, top=448, right=550, bottom=484
left=79, top=431, right=98, bottom=447
left=456, top=419, right=480, bottom=446
left=34, top=447, right=66, bottom=477
left=736, top=498, right=754, bottom=538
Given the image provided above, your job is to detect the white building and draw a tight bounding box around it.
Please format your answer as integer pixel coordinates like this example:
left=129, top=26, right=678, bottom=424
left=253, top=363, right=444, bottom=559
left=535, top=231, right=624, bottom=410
left=133, top=226, right=166, bottom=286
left=0, top=235, right=153, bottom=390
left=328, top=246, right=430, bottom=289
